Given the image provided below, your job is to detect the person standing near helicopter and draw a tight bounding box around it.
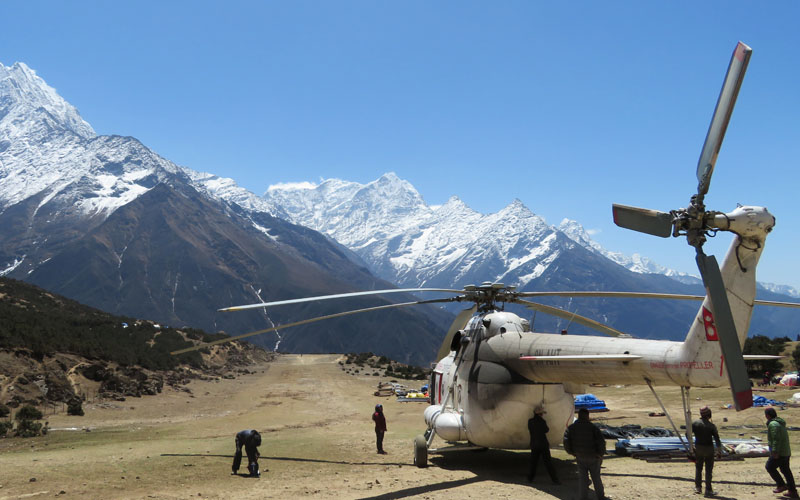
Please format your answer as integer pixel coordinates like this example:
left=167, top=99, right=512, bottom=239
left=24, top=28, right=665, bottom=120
left=765, top=407, right=798, bottom=498
left=527, top=406, right=560, bottom=484
left=692, top=406, right=722, bottom=497
left=372, top=404, right=387, bottom=454
left=564, top=408, right=608, bottom=500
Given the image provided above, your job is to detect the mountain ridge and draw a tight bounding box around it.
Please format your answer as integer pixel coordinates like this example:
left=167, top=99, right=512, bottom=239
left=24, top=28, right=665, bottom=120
left=1, top=60, right=798, bottom=356
left=0, top=61, right=451, bottom=366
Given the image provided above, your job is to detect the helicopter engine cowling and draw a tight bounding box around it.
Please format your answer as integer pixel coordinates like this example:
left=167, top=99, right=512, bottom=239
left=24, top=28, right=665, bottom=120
left=424, top=404, right=467, bottom=442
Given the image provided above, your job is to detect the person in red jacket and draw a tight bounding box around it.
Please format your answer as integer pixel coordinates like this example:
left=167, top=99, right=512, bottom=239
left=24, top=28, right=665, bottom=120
left=372, top=404, right=387, bottom=454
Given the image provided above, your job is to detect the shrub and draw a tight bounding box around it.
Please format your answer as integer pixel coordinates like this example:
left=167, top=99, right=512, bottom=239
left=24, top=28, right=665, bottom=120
left=15, top=419, right=43, bottom=438
left=0, top=420, right=11, bottom=437
left=793, top=343, right=800, bottom=372
left=15, top=405, right=43, bottom=421
left=0, top=404, right=9, bottom=418
left=67, top=399, right=84, bottom=416
left=744, top=335, right=785, bottom=377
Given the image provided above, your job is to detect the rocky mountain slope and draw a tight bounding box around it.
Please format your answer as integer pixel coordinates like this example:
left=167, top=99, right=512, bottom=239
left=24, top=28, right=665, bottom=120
left=0, top=62, right=450, bottom=366
left=0, top=276, right=273, bottom=409
left=254, top=174, right=800, bottom=340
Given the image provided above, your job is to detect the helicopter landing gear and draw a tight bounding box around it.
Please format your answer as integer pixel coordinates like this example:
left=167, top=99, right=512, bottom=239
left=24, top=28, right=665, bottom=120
left=413, top=434, right=428, bottom=468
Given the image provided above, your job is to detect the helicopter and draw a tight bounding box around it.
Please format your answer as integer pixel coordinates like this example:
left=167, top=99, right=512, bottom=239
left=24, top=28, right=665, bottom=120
left=172, top=42, right=800, bottom=467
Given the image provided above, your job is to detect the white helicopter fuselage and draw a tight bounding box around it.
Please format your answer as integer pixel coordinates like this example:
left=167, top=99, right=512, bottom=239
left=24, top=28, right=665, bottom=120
left=424, top=205, right=770, bottom=450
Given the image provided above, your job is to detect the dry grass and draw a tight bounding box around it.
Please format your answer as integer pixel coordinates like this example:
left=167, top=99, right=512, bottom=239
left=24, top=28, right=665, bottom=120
left=1, top=354, right=799, bottom=499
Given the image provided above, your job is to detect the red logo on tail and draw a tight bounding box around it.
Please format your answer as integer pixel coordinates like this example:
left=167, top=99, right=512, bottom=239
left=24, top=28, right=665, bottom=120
left=702, top=307, right=719, bottom=341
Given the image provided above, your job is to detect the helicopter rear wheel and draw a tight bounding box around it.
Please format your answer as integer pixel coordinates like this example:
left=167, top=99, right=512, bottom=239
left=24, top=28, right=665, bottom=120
left=413, top=434, right=428, bottom=468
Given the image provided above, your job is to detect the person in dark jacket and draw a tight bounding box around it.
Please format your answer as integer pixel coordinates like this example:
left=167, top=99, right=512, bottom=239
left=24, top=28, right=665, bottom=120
left=692, top=406, right=722, bottom=497
left=765, top=407, right=798, bottom=498
left=232, top=429, right=261, bottom=477
left=372, top=404, right=387, bottom=454
left=527, top=406, right=559, bottom=483
left=564, top=408, right=608, bottom=500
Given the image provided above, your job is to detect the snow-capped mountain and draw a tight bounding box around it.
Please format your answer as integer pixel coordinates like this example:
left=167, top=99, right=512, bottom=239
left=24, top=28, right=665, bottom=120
left=0, top=62, right=450, bottom=365
left=0, top=63, right=170, bottom=216
left=557, top=218, right=699, bottom=281
left=0, top=62, right=94, bottom=142
left=758, top=282, right=800, bottom=299
left=557, top=218, right=800, bottom=297
left=259, top=174, right=566, bottom=289
left=255, top=174, right=800, bottom=339
left=2, top=60, right=797, bottom=351
left=0, top=63, right=190, bottom=278
left=259, top=174, right=692, bottom=290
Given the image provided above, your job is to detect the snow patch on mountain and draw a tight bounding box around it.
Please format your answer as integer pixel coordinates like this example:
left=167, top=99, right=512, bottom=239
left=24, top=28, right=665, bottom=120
left=0, top=63, right=187, bottom=218
left=185, top=170, right=277, bottom=216
left=759, top=282, right=800, bottom=299
left=261, top=175, right=563, bottom=288
left=0, top=62, right=95, bottom=140
left=266, top=181, right=316, bottom=192
left=0, top=256, right=25, bottom=276
left=558, top=218, right=698, bottom=279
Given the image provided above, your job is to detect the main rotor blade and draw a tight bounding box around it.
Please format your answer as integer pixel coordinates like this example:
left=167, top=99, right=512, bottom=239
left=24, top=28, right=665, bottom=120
left=612, top=204, right=673, bottom=238
left=752, top=299, right=800, bottom=309
left=436, top=305, right=477, bottom=361
left=696, top=41, right=752, bottom=198
left=696, top=251, right=752, bottom=411
left=514, top=299, right=629, bottom=337
left=516, top=291, right=800, bottom=309
left=219, top=287, right=463, bottom=312
left=173, top=297, right=457, bottom=355
left=518, top=291, right=704, bottom=300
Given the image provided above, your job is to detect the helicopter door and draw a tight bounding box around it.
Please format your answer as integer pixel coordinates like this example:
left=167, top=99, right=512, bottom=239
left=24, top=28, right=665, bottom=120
left=431, top=371, right=444, bottom=404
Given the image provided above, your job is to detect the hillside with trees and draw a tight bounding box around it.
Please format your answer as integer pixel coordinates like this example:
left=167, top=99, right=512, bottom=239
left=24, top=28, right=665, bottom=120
left=0, top=277, right=271, bottom=420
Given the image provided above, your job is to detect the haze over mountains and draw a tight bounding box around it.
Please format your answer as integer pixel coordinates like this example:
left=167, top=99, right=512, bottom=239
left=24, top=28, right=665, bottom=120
left=1, top=61, right=798, bottom=365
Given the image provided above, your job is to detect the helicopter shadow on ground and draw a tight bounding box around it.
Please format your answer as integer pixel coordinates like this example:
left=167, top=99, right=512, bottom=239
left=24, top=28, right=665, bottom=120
left=160, top=453, right=407, bottom=467
left=358, top=448, right=575, bottom=500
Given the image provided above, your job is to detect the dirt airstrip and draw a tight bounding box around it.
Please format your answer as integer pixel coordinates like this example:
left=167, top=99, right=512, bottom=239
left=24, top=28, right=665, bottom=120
left=1, top=354, right=799, bottom=500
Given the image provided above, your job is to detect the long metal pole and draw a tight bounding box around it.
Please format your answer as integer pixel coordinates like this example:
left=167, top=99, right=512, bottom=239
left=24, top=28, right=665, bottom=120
left=682, top=386, right=694, bottom=451
left=645, top=378, right=690, bottom=452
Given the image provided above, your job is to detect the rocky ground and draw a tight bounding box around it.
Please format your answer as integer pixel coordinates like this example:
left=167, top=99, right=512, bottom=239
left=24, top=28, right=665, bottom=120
left=0, top=342, right=273, bottom=412
left=0, top=354, right=799, bottom=499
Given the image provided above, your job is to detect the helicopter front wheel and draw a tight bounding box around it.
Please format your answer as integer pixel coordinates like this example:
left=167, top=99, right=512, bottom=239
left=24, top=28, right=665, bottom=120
left=413, top=434, right=428, bottom=468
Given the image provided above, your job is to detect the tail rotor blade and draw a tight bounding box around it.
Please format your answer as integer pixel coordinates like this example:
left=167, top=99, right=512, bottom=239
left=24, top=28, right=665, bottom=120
left=612, top=204, right=673, bottom=237
left=436, top=306, right=477, bottom=361
left=696, top=42, right=752, bottom=198
left=696, top=251, right=752, bottom=410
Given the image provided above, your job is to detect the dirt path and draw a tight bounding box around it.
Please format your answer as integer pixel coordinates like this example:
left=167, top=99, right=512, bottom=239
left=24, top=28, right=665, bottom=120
left=0, top=354, right=797, bottom=499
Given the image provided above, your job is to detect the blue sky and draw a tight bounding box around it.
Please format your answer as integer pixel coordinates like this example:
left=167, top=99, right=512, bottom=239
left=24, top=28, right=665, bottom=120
left=2, top=1, right=799, bottom=290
